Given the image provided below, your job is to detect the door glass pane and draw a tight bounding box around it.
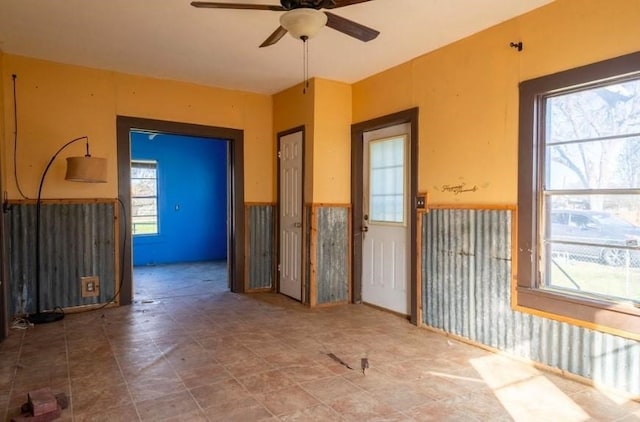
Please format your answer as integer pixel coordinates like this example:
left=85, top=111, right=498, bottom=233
left=369, top=136, right=405, bottom=223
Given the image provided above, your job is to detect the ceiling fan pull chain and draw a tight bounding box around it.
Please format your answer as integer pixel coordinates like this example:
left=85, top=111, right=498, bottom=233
left=306, top=38, right=310, bottom=90
left=302, top=36, right=309, bottom=94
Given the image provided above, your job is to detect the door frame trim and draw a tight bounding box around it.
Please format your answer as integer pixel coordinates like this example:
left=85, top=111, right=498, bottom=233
left=351, top=108, right=419, bottom=324
left=116, top=116, right=245, bottom=303
left=0, top=197, right=6, bottom=340
left=276, top=126, right=305, bottom=302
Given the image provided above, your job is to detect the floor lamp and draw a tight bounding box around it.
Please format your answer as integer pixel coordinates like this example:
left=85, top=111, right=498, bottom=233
left=28, top=136, right=107, bottom=324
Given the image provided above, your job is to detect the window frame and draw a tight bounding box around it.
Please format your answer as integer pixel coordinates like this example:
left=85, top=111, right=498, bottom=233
left=131, top=159, right=159, bottom=236
left=517, top=51, right=640, bottom=339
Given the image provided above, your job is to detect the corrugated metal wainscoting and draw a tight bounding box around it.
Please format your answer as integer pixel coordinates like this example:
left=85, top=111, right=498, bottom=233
left=423, top=208, right=640, bottom=396
left=246, top=204, right=274, bottom=291
left=5, top=201, right=117, bottom=317
left=313, top=206, right=349, bottom=305
left=304, top=206, right=312, bottom=304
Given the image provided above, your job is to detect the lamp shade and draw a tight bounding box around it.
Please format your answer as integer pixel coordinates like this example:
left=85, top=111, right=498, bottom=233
left=280, top=8, right=327, bottom=40
left=65, top=156, right=107, bottom=183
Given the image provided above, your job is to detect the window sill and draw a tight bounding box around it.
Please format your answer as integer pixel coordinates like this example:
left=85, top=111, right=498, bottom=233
left=515, top=287, right=640, bottom=340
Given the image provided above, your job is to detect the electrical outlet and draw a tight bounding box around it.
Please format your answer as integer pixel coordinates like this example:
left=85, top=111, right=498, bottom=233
left=415, top=196, right=426, bottom=209
left=81, top=276, right=100, bottom=298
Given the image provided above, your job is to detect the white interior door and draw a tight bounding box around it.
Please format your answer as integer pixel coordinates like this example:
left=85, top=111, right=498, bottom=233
left=362, top=124, right=410, bottom=315
left=279, top=131, right=303, bottom=300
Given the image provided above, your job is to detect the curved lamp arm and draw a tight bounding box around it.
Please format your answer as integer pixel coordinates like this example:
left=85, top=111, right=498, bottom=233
left=36, top=136, right=89, bottom=202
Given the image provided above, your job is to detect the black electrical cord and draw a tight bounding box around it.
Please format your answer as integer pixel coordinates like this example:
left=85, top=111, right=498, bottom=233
left=12, top=74, right=29, bottom=199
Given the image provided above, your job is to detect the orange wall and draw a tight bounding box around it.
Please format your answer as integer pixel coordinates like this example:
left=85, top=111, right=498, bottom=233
left=0, top=54, right=273, bottom=202
left=313, top=79, right=351, bottom=204
left=353, top=0, right=640, bottom=205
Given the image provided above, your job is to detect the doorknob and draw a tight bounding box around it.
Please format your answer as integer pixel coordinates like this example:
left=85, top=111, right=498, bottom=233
left=360, top=225, right=368, bottom=241
left=294, top=222, right=302, bottom=228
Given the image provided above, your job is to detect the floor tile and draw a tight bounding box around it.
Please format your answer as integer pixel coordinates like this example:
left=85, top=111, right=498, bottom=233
left=73, top=403, right=140, bottom=422
left=176, top=361, right=231, bottom=389
left=301, top=375, right=361, bottom=403
left=254, top=384, right=321, bottom=416
left=201, top=396, right=274, bottom=422
left=237, top=369, right=298, bottom=394
left=135, top=390, right=198, bottom=421
left=328, top=390, right=399, bottom=422
left=71, top=382, right=133, bottom=415
left=223, top=355, right=274, bottom=378
left=128, top=377, right=187, bottom=403
left=190, top=378, right=249, bottom=410
left=279, top=403, right=344, bottom=421
left=369, top=383, right=436, bottom=412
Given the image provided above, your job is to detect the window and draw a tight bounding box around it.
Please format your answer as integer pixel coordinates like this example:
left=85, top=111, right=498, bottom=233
left=369, top=136, right=406, bottom=224
left=517, top=51, right=640, bottom=337
left=131, top=160, right=159, bottom=235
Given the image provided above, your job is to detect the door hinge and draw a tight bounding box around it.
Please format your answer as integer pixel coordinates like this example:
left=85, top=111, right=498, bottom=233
left=277, top=151, right=281, bottom=159
left=277, top=264, right=281, bottom=272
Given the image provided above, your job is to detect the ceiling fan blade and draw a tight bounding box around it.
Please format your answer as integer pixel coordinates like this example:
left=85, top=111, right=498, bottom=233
left=190, top=2, right=285, bottom=11
left=324, top=11, right=379, bottom=42
left=260, top=26, right=288, bottom=48
left=322, top=0, right=372, bottom=9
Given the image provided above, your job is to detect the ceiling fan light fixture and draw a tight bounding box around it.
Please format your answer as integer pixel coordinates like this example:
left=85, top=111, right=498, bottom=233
left=280, top=8, right=327, bottom=40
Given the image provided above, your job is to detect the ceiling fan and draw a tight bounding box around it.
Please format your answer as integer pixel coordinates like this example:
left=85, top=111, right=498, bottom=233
left=191, top=0, right=380, bottom=47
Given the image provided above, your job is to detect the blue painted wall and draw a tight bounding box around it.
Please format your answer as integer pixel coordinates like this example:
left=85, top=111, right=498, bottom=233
left=131, top=131, right=228, bottom=266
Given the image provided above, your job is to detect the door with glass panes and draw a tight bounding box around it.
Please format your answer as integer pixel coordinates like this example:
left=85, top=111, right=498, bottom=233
left=361, top=123, right=410, bottom=315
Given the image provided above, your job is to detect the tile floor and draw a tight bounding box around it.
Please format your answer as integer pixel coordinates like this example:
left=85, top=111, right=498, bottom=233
left=1, top=261, right=639, bottom=421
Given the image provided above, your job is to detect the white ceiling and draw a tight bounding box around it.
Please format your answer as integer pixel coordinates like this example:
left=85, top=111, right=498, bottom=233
left=0, top=0, right=553, bottom=95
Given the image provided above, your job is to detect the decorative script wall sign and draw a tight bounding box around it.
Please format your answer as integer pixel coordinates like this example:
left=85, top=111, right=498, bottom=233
left=441, top=183, right=479, bottom=195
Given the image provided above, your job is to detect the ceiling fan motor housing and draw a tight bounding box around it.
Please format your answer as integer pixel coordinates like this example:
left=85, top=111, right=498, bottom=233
left=280, top=8, right=328, bottom=39
left=280, top=0, right=335, bottom=10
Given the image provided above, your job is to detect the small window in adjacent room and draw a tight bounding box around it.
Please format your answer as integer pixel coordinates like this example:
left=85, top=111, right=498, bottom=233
left=131, top=160, right=159, bottom=236
left=517, top=51, right=640, bottom=337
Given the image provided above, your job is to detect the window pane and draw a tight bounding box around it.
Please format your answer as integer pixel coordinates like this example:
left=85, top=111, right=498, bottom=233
left=543, top=194, right=640, bottom=303
left=132, top=216, right=158, bottom=235
left=546, top=79, right=640, bottom=144
left=369, top=137, right=405, bottom=223
left=132, top=197, right=157, bottom=217
left=131, top=178, right=157, bottom=196
left=131, top=162, right=157, bottom=179
left=371, top=167, right=403, bottom=195
left=546, top=136, right=640, bottom=190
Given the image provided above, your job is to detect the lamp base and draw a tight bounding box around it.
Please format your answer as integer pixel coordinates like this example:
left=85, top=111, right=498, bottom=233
left=28, top=311, right=65, bottom=325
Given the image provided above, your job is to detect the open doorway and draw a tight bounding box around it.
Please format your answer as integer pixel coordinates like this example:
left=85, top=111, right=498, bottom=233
left=116, top=117, right=245, bottom=306
left=129, top=131, right=229, bottom=301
